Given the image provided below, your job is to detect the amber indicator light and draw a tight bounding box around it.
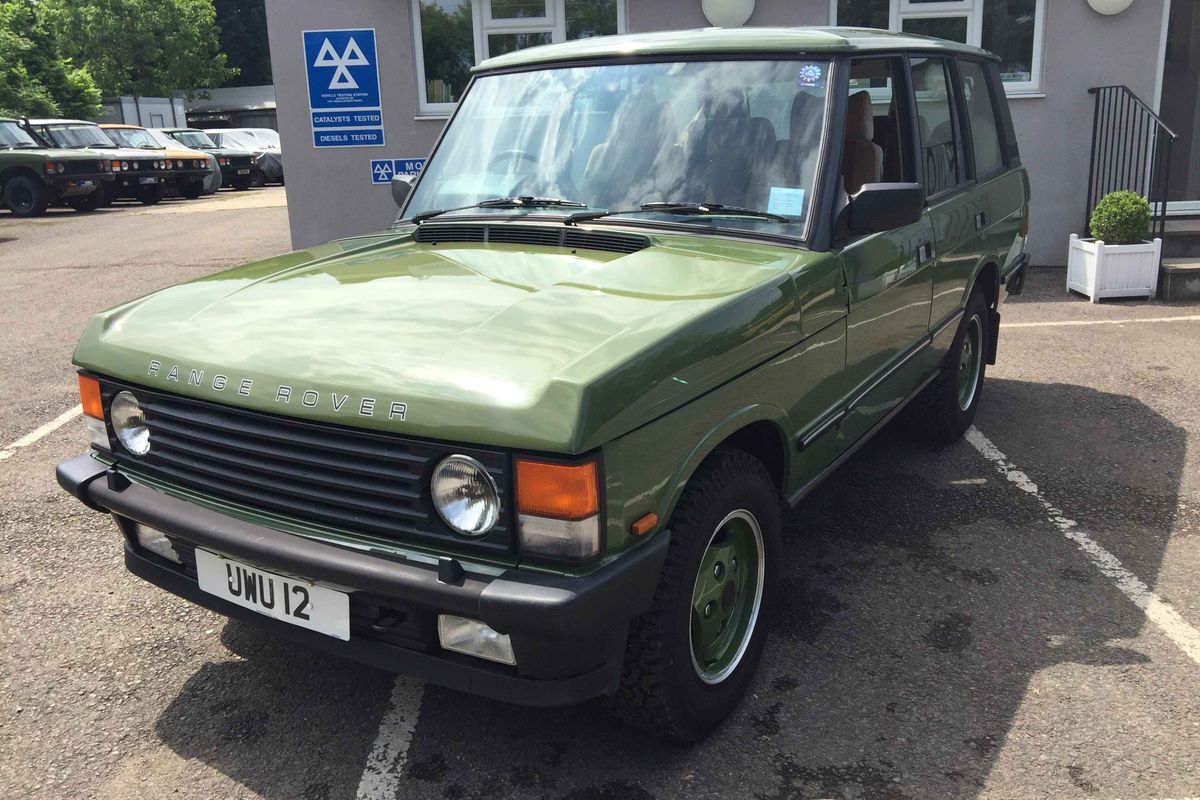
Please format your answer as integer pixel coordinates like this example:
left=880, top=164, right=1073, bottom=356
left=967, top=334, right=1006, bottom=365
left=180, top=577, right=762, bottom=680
left=78, top=375, right=103, bottom=420
left=515, top=459, right=599, bottom=520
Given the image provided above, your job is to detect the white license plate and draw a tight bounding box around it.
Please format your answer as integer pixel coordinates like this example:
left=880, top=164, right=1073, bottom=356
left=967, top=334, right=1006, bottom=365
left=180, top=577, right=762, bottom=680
left=237, top=168, right=250, bottom=175
left=139, top=176, right=158, bottom=184
left=195, top=549, right=350, bottom=640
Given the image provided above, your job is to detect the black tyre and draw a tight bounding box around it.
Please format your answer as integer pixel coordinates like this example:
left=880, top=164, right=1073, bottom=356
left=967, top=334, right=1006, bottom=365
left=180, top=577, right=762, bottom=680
left=99, top=183, right=116, bottom=207
left=606, top=448, right=781, bottom=741
left=4, top=175, right=51, bottom=217
left=914, top=286, right=990, bottom=444
left=249, top=169, right=266, bottom=188
left=67, top=190, right=104, bottom=212
left=137, top=183, right=165, bottom=206
left=232, top=176, right=252, bottom=191
left=178, top=178, right=204, bottom=200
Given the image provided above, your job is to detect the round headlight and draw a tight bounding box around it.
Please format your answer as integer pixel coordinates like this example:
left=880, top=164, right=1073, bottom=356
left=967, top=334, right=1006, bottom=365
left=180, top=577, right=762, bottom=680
left=431, top=455, right=499, bottom=537
left=110, top=391, right=151, bottom=456
left=121, top=161, right=129, bottom=171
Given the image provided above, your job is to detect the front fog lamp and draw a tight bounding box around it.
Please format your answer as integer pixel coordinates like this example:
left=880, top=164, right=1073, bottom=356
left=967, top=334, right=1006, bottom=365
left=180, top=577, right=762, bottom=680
left=110, top=391, right=151, bottom=455
left=431, top=455, right=500, bottom=536
left=438, top=614, right=515, bottom=665
left=133, top=523, right=180, bottom=564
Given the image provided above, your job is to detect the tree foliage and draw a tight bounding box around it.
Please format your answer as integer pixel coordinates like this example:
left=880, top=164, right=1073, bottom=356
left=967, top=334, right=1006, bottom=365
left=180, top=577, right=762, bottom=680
left=42, top=0, right=236, bottom=98
left=213, top=0, right=271, bottom=87
left=0, top=0, right=102, bottom=119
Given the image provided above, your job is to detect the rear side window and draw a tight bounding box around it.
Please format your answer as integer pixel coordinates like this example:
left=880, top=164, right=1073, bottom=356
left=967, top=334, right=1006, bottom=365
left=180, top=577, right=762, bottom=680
left=959, top=59, right=1005, bottom=177
left=909, top=56, right=963, bottom=197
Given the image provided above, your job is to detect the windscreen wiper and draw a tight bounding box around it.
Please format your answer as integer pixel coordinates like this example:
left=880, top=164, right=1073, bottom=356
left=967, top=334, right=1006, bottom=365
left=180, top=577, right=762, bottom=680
left=566, top=201, right=791, bottom=226
left=411, top=196, right=587, bottom=224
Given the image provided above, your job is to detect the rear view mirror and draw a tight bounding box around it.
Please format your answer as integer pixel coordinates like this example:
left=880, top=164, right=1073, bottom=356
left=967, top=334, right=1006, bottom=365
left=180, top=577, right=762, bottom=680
left=847, top=183, right=925, bottom=234
left=391, top=175, right=415, bottom=208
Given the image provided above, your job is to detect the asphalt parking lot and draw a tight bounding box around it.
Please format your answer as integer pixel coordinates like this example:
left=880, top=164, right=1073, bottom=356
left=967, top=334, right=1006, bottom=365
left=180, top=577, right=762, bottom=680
left=2, top=196, right=1199, bottom=800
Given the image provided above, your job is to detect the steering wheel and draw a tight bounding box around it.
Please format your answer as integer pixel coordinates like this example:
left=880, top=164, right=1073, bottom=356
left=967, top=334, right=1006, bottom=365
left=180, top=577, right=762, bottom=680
left=488, top=149, right=539, bottom=172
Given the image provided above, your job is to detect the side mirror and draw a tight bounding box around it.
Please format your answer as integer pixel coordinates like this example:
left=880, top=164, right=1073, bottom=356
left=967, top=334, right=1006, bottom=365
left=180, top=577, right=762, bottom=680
left=847, top=182, right=925, bottom=234
left=391, top=174, right=415, bottom=208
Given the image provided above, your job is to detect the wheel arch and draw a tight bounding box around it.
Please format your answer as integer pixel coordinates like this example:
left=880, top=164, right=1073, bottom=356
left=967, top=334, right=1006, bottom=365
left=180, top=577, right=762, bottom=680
left=967, top=258, right=1001, bottom=311
left=655, top=406, right=790, bottom=530
left=966, top=258, right=1001, bottom=364
left=0, top=165, right=43, bottom=193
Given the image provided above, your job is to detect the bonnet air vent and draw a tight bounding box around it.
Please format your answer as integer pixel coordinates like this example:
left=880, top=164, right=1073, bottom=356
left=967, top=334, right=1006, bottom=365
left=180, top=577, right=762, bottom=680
left=414, top=224, right=651, bottom=255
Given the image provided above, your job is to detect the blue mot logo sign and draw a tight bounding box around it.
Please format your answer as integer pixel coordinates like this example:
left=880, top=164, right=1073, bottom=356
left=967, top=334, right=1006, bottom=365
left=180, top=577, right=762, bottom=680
left=303, top=28, right=386, bottom=149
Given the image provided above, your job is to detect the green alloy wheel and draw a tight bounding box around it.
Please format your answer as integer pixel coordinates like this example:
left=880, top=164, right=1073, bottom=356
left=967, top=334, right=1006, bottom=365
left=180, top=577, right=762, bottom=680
left=690, top=509, right=765, bottom=684
left=913, top=284, right=990, bottom=444
left=607, top=448, right=780, bottom=741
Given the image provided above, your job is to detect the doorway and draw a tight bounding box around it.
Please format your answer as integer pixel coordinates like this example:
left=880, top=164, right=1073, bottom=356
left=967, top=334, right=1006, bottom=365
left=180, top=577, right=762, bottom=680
left=1160, top=0, right=1200, bottom=212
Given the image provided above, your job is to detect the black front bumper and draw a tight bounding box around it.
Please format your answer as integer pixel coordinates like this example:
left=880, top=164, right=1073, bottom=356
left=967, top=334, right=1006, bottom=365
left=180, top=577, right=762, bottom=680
left=220, top=165, right=253, bottom=183
left=49, top=174, right=107, bottom=197
left=57, top=453, right=669, bottom=706
left=114, top=171, right=169, bottom=192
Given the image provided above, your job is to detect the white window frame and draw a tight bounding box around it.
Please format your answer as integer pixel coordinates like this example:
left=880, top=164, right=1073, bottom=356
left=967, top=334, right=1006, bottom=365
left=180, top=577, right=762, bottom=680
left=413, top=0, right=628, bottom=116
left=829, top=0, right=1045, bottom=95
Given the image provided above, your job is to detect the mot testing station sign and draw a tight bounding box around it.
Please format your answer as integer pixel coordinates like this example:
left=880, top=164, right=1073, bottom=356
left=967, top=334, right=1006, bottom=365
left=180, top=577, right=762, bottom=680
left=371, top=158, right=427, bottom=185
left=303, top=28, right=385, bottom=148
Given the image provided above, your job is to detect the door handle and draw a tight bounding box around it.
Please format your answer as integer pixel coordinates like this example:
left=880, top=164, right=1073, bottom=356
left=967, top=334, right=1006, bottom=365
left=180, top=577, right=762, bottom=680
left=975, top=211, right=987, bottom=230
left=918, top=242, right=934, bottom=264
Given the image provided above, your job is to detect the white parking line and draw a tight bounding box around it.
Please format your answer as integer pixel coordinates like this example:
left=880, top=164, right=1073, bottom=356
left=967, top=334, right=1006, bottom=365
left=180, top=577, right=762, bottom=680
left=0, top=405, right=82, bottom=462
left=1002, top=315, right=1200, bottom=329
left=966, top=428, right=1200, bottom=666
left=355, top=678, right=425, bottom=799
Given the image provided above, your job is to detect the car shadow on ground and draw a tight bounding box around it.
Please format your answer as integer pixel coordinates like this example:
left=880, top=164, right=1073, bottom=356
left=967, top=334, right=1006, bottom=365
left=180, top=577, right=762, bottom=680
left=152, top=377, right=1183, bottom=800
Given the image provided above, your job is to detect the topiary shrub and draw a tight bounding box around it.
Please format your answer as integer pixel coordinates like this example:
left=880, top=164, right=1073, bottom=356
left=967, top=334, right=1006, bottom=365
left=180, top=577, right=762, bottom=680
left=1089, top=190, right=1151, bottom=245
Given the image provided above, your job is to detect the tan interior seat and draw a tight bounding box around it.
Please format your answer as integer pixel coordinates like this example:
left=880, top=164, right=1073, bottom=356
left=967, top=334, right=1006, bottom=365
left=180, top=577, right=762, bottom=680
left=842, top=90, right=883, bottom=194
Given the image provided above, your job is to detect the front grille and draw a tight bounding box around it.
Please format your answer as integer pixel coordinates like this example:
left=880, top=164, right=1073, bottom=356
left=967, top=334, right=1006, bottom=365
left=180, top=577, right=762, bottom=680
left=100, top=381, right=514, bottom=554
left=228, top=155, right=253, bottom=168
left=415, top=223, right=651, bottom=255
left=63, top=160, right=103, bottom=176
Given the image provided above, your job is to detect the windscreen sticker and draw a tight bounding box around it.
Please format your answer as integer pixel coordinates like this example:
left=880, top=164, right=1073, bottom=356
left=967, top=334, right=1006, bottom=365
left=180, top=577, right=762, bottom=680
left=768, top=187, right=806, bottom=217
left=796, top=63, right=826, bottom=89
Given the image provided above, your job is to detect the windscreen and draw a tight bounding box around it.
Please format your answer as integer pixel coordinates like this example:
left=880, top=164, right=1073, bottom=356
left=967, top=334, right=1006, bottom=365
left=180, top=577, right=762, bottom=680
left=45, top=124, right=116, bottom=148
left=104, top=128, right=162, bottom=149
left=172, top=131, right=217, bottom=149
left=0, top=122, right=40, bottom=148
left=404, top=59, right=831, bottom=238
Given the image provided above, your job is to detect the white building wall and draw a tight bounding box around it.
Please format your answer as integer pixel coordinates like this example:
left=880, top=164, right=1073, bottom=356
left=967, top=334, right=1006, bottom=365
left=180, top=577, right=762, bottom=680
left=265, top=0, right=1169, bottom=265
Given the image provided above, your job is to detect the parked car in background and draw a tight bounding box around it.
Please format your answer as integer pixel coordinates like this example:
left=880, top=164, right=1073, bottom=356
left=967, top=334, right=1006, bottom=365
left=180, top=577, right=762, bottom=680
left=205, top=129, right=283, bottom=187
left=146, top=129, right=221, bottom=195
left=101, top=124, right=213, bottom=200
left=158, top=129, right=255, bottom=191
left=56, top=29, right=1030, bottom=741
left=0, top=118, right=109, bottom=216
left=28, top=120, right=170, bottom=207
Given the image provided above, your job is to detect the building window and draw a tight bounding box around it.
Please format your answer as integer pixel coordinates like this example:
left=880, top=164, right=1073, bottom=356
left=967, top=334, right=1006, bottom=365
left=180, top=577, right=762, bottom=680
left=413, top=0, right=626, bottom=115
left=832, top=0, right=1044, bottom=94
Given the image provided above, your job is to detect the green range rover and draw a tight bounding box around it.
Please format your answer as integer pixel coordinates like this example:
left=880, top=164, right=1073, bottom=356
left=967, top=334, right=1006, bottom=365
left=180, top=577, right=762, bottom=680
left=58, top=28, right=1029, bottom=740
left=0, top=118, right=110, bottom=216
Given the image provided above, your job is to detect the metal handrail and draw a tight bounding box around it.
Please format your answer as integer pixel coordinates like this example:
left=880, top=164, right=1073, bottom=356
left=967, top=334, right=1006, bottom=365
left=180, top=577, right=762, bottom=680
left=1087, top=85, right=1179, bottom=141
left=1085, top=84, right=1177, bottom=244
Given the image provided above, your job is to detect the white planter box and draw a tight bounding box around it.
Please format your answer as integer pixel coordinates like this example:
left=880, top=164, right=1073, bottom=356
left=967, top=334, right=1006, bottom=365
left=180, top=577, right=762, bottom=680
left=1066, top=234, right=1162, bottom=302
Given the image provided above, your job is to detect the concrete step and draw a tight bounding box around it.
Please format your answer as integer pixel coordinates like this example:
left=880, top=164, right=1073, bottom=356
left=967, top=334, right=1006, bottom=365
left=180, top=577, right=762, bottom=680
left=1161, top=231, right=1200, bottom=259
left=1161, top=259, right=1200, bottom=302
